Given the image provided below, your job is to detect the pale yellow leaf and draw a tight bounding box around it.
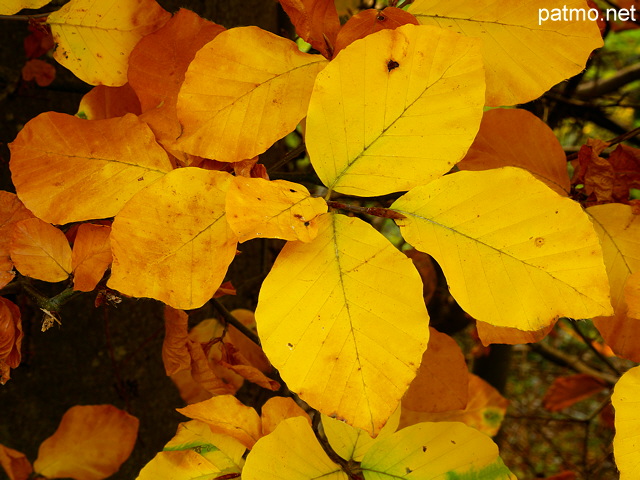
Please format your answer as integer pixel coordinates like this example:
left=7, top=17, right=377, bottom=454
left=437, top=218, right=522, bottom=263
left=307, top=24, right=484, bottom=197
left=176, top=26, right=327, bottom=161
left=226, top=177, right=327, bottom=242
left=47, top=0, right=170, bottom=86
left=255, top=213, right=430, bottom=435
left=108, top=168, right=237, bottom=310
left=409, top=0, right=603, bottom=106
left=391, top=167, right=612, bottom=331
left=243, top=417, right=348, bottom=480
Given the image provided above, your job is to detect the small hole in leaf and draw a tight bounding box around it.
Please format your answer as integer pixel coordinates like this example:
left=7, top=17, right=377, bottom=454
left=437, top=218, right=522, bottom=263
left=387, top=60, right=400, bottom=72
left=377, top=13, right=386, bottom=21
left=289, top=189, right=296, bottom=193
left=304, top=221, right=310, bottom=226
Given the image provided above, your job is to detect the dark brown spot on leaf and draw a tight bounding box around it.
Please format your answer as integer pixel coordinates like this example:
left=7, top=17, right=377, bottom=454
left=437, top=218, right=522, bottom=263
left=422, top=446, right=427, bottom=452
left=289, top=189, right=296, bottom=193
left=377, top=13, right=386, bottom=21
left=304, top=221, right=310, bottom=227
left=387, top=59, right=399, bottom=72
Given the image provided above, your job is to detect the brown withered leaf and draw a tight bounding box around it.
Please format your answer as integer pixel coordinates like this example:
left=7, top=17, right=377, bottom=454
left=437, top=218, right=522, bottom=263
left=218, top=344, right=279, bottom=391
left=333, top=7, right=419, bottom=55
left=0, top=445, right=32, bottom=480
left=0, top=297, right=22, bottom=385
left=21, top=59, right=55, bottom=87
left=573, top=144, right=614, bottom=204
left=542, top=374, right=607, bottom=412
left=609, top=144, right=640, bottom=199
left=279, top=0, right=341, bottom=58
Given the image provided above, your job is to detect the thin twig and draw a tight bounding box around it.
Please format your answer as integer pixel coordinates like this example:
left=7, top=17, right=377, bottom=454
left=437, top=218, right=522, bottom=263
left=267, top=143, right=306, bottom=173
left=327, top=200, right=406, bottom=220
left=210, top=298, right=262, bottom=346
left=568, top=320, right=621, bottom=377
left=566, top=125, right=640, bottom=161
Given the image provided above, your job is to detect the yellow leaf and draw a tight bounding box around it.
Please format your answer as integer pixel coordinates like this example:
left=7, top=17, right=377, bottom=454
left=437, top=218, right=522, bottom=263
left=322, top=406, right=400, bottom=462
left=10, top=218, right=72, bottom=282
left=108, top=168, right=237, bottom=310
left=9, top=112, right=173, bottom=225
left=0, top=0, right=51, bottom=15
left=612, top=365, right=640, bottom=479
left=226, top=177, right=327, bottom=242
left=408, top=0, right=603, bottom=106
left=589, top=204, right=640, bottom=362
left=400, top=374, right=510, bottom=437
left=0, top=444, right=32, bottom=480
left=391, top=167, right=612, bottom=331
left=458, top=108, right=571, bottom=196
left=136, top=450, right=240, bottom=480
left=255, top=213, right=430, bottom=435
left=72, top=224, right=112, bottom=292
left=33, top=405, right=139, bottom=480
left=177, top=395, right=262, bottom=450
left=624, top=271, right=640, bottom=319
left=0, top=192, right=34, bottom=289
left=476, top=320, right=554, bottom=346
left=176, top=26, right=327, bottom=162
left=360, top=421, right=516, bottom=479
left=261, top=397, right=311, bottom=437
left=46, top=0, right=170, bottom=86
left=243, top=417, right=348, bottom=480
left=306, top=24, right=484, bottom=197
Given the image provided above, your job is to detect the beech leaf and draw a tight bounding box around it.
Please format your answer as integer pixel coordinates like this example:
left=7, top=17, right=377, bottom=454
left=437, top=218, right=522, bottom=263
left=33, top=405, right=139, bottom=480
left=261, top=397, right=311, bottom=437
left=360, top=421, right=516, bottom=479
left=71, top=224, right=112, bottom=292
left=226, top=177, right=327, bottom=242
left=10, top=218, right=72, bottom=282
left=0, top=0, right=51, bottom=15
left=0, top=445, right=32, bottom=480
left=589, top=204, right=640, bottom=362
left=278, top=0, right=341, bottom=58
left=391, top=167, right=612, bottom=331
left=307, top=24, right=485, bottom=197
left=0, top=297, right=24, bottom=384
left=46, top=0, right=170, bottom=86
left=612, top=365, right=640, bottom=479
left=408, top=0, right=603, bottom=106
left=176, top=26, right=328, bottom=162
left=108, top=168, right=237, bottom=310
left=0, top=192, right=34, bottom=289
left=9, top=112, right=173, bottom=225
left=255, top=213, right=430, bottom=436
left=543, top=374, right=607, bottom=412
left=243, top=417, right=347, bottom=480
left=77, top=84, right=142, bottom=120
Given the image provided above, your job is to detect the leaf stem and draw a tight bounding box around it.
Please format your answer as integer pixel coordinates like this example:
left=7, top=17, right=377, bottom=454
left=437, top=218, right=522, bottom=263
left=327, top=201, right=406, bottom=220
left=209, top=298, right=262, bottom=347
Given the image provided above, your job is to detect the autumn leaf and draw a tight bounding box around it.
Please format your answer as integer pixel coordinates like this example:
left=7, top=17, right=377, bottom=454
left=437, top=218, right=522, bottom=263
left=392, top=167, right=612, bottom=331
left=46, top=0, right=170, bottom=86
left=108, top=168, right=237, bottom=310
left=77, top=84, right=142, bottom=120
left=408, top=0, right=603, bottom=106
left=360, top=422, right=516, bottom=479
left=33, top=405, right=139, bottom=480
left=0, top=298, right=23, bottom=385
left=72, top=224, right=112, bottom=292
left=458, top=108, right=572, bottom=196
left=543, top=374, right=607, bottom=412
left=242, top=417, right=347, bottom=480
left=226, top=177, right=327, bottom=242
left=0, top=192, right=34, bottom=289
left=333, top=7, right=419, bottom=55
left=21, top=59, right=55, bottom=87
left=256, top=213, right=429, bottom=436
left=261, top=397, right=311, bottom=437
left=128, top=8, right=224, bottom=150
left=162, top=306, right=191, bottom=376
left=9, top=112, right=173, bottom=224
left=307, top=24, right=485, bottom=197
left=177, top=395, right=262, bottom=450
left=279, top=0, right=341, bottom=58
left=476, top=320, right=554, bottom=346
left=176, top=26, right=327, bottom=162
left=0, top=445, right=32, bottom=480
left=612, top=365, right=640, bottom=479
left=400, top=374, right=510, bottom=437
left=0, top=0, right=51, bottom=15
left=322, top=407, right=400, bottom=462
left=589, top=204, right=640, bottom=361
left=10, top=218, right=72, bottom=282
left=404, top=249, right=438, bottom=305
left=402, top=328, right=469, bottom=414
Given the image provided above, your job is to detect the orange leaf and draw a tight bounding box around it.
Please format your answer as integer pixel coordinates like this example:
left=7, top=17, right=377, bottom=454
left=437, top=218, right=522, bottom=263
left=162, top=306, right=191, bottom=376
left=218, top=345, right=279, bottom=391
left=0, top=445, right=32, bottom=480
left=213, top=281, right=236, bottom=298
left=402, top=328, right=468, bottom=413
left=77, top=84, right=141, bottom=120
left=542, top=374, right=607, bottom=412
left=186, top=338, right=237, bottom=396
left=169, top=369, right=213, bottom=405
left=279, top=0, right=341, bottom=58
left=476, top=320, right=554, bottom=346
left=129, top=8, right=224, bottom=151
left=0, top=192, right=34, bottom=289
left=72, top=224, right=112, bottom=292
left=400, top=374, right=509, bottom=437
left=33, top=405, right=139, bottom=480
left=177, top=395, right=262, bottom=449
left=10, top=218, right=72, bottom=282
left=21, top=59, right=55, bottom=87
left=333, top=7, right=419, bottom=55
left=227, top=309, right=272, bottom=374
left=458, top=109, right=571, bottom=196
left=9, top=112, right=173, bottom=224
left=0, top=298, right=22, bottom=385
left=261, top=397, right=311, bottom=436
